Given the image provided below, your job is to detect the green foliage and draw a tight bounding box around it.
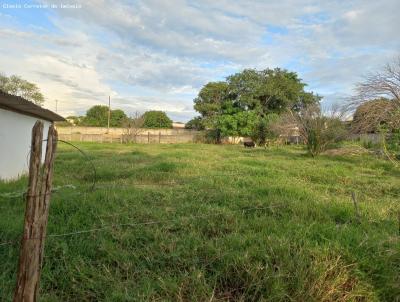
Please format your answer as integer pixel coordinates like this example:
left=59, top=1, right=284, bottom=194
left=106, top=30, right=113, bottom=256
left=193, top=81, right=228, bottom=117
left=193, top=68, right=321, bottom=142
left=185, top=116, right=205, bottom=130
left=142, top=111, right=173, bottom=128
left=110, top=109, right=128, bottom=127
left=388, top=130, right=400, bottom=151
left=82, top=105, right=128, bottom=127
left=304, top=116, right=347, bottom=157
left=361, top=139, right=375, bottom=150
left=1, top=143, right=398, bottom=301
left=216, top=111, right=258, bottom=137
left=202, top=129, right=221, bottom=144
left=65, top=115, right=83, bottom=126
left=226, top=68, right=320, bottom=114
left=251, top=113, right=279, bottom=144
left=0, top=73, right=45, bottom=106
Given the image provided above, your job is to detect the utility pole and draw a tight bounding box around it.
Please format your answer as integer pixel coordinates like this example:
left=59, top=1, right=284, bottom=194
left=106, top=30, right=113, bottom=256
left=107, top=96, right=111, bottom=133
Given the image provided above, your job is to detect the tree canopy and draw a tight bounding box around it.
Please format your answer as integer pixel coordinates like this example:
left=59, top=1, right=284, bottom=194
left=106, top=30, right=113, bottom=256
left=0, top=73, right=45, bottom=106
left=82, top=105, right=128, bottom=127
left=62, top=107, right=173, bottom=129
left=194, top=81, right=228, bottom=117
left=142, top=111, right=173, bottom=128
left=185, top=116, right=205, bottom=130
left=193, top=68, right=321, bottom=142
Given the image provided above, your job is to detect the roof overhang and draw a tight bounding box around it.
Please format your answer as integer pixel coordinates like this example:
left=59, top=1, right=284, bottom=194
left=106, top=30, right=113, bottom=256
left=0, top=91, right=65, bottom=122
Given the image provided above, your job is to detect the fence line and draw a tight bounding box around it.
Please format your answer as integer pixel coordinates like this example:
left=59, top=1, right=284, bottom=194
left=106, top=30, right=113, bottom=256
left=57, top=126, right=201, bottom=144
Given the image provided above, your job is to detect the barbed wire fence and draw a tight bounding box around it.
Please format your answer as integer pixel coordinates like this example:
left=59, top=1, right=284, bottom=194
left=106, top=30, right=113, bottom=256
left=1, top=135, right=399, bottom=301
left=1, top=137, right=399, bottom=249
left=0, top=136, right=289, bottom=252
left=0, top=203, right=288, bottom=247
left=1, top=183, right=398, bottom=249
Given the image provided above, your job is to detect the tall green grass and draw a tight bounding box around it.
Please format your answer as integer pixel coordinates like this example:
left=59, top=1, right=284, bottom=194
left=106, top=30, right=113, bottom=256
left=0, top=143, right=399, bottom=301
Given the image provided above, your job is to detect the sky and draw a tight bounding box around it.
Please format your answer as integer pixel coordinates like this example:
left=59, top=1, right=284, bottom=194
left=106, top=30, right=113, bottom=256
left=0, top=0, right=399, bottom=122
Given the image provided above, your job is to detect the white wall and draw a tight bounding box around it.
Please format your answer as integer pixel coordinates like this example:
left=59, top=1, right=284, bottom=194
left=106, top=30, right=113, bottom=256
left=0, top=108, right=51, bottom=181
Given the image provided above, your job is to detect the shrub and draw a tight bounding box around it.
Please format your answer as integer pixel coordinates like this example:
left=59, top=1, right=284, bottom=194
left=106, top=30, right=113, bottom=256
left=205, top=129, right=222, bottom=144
left=185, top=117, right=205, bottom=130
left=387, top=130, right=400, bottom=151
left=292, top=105, right=348, bottom=156
left=251, top=113, right=279, bottom=145
left=142, top=111, right=173, bottom=128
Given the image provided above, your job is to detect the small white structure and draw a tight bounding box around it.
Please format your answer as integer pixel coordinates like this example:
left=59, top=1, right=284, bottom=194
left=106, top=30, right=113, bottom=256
left=172, top=122, right=186, bottom=129
left=0, top=91, right=65, bottom=180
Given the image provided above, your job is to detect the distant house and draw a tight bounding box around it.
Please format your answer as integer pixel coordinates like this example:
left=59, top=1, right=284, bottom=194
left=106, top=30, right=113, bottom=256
left=0, top=91, right=65, bottom=180
left=172, top=122, right=185, bottom=129
left=66, top=117, right=76, bottom=125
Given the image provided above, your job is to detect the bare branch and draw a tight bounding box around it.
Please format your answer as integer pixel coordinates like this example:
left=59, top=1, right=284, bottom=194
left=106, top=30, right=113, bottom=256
left=346, top=56, right=400, bottom=136
left=123, top=111, right=145, bottom=143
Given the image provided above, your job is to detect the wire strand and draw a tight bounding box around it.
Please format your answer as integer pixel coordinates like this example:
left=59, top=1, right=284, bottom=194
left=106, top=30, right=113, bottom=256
left=0, top=204, right=284, bottom=247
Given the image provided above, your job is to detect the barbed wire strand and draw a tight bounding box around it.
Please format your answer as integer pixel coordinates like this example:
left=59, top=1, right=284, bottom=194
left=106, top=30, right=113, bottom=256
left=0, top=172, right=257, bottom=200
left=1, top=140, right=398, bottom=247
left=56, top=139, right=97, bottom=192
left=0, top=204, right=285, bottom=247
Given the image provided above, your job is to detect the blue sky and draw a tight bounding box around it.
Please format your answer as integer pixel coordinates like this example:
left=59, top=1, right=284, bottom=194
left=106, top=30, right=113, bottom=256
left=0, top=0, right=399, bottom=121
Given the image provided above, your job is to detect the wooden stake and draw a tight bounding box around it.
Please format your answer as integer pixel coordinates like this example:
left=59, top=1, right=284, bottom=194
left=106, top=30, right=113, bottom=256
left=351, top=191, right=360, bottom=223
left=398, top=210, right=400, bottom=236
left=107, top=96, right=111, bottom=133
left=14, top=122, right=58, bottom=302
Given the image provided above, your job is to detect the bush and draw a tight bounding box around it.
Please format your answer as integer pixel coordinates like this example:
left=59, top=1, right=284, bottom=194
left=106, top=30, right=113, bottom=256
left=185, top=117, right=205, bottom=130
left=293, top=105, right=348, bottom=157
left=81, top=105, right=128, bottom=127
left=142, top=111, right=173, bottom=128
left=387, top=130, right=400, bottom=151
left=251, top=114, right=279, bottom=145
left=205, top=129, right=222, bottom=144
left=361, top=139, right=375, bottom=150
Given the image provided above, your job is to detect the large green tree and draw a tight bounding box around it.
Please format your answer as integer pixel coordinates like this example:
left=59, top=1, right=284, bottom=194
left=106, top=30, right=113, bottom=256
left=193, top=68, right=320, bottom=143
left=226, top=68, right=319, bottom=114
left=142, top=111, right=173, bottom=128
left=82, top=105, right=128, bottom=127
left=193, top=81, right=228, bottom=117
left=0, top=73, right=45, bottom=106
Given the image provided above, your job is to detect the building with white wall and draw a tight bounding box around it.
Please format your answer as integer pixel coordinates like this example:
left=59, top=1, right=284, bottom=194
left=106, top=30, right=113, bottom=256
left=0, top=91, right=65, bottom=180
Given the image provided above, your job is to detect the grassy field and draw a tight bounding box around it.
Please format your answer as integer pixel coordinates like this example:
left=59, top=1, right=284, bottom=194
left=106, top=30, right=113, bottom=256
left=0, top=143, right=399, bottom=301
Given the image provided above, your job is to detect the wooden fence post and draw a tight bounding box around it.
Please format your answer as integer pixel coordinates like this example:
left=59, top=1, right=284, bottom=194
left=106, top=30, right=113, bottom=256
left=148, top=132, right=150, bottom=144
left=398, top=210, right=400, bottom=236
left=159, top=131, right=161, bottom=144
left=14, top=122, right=58, bottom=302
left=351, top=191, right=360, bottom=223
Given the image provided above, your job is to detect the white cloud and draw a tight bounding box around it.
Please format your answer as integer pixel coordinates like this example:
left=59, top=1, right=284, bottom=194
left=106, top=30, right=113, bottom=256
left=0, top=27, right=115, bottom=116
left=0, top=0, right=399, bottom=121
